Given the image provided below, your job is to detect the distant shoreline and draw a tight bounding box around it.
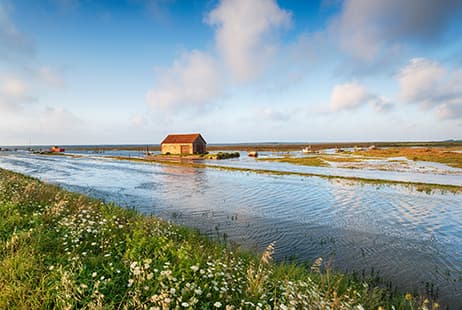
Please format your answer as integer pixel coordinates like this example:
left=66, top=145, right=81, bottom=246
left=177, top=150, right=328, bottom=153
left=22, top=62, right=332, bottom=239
left=3, top=140, right=462, bottom=151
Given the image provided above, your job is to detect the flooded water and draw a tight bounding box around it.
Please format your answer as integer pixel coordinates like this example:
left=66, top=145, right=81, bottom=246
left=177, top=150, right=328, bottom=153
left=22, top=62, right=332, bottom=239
left=1, top=153, right=462, bottom=307
left=203, top=151, right=462, bottom=186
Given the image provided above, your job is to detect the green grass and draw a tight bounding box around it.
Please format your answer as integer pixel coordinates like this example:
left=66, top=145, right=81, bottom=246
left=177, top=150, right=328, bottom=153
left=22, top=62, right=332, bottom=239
left=0, top=168, right=441, bottom=309
left=258, top=156, right=329, bottom=167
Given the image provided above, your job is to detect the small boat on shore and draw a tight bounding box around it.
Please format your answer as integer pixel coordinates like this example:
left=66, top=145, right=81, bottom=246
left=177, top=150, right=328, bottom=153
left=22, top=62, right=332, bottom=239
left=248, top=151, right=258, bottom=157
left=50, top=146, right=65, bottom=153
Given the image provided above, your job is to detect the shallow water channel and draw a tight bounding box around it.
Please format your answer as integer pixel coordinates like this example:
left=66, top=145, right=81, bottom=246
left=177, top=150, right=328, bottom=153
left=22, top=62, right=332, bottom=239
left=1, top=153, right=461, bottom=307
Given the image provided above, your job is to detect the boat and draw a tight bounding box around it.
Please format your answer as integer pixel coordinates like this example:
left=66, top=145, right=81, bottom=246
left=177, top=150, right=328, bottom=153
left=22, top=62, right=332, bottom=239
left=248, top=151, right=258, bottom=157
left=50, top=146, right=65, bottom=153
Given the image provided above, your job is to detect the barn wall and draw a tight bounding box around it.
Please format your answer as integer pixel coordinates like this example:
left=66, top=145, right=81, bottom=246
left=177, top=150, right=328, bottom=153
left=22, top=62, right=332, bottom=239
left=193, top=142, right=206, bottom=154
left=161, top=143, right=192, bottom=154
left=161, top=141, right=206, bottom=154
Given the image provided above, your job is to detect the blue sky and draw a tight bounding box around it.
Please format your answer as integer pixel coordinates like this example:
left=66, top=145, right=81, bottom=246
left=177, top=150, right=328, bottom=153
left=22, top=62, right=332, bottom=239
left=1, top=0, right=462, bottom=145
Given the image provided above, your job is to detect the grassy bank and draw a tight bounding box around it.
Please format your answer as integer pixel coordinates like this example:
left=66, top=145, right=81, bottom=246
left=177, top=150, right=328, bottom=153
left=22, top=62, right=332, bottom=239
left=0, top=168, right=439, bottom=309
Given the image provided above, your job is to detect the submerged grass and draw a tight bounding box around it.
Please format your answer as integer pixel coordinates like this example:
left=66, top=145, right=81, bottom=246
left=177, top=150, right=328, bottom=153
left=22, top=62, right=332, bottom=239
left=258, top=155, right=364, bottom=166
left=354, top=147, right=462, bottom=169
left=258, top=156, right=329, bottom=167
left=0, top=168, right=441, bottom=309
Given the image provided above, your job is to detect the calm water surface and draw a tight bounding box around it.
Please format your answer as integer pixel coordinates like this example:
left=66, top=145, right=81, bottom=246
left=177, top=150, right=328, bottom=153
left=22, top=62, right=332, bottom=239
left=0, top=153, right=461, bottom=307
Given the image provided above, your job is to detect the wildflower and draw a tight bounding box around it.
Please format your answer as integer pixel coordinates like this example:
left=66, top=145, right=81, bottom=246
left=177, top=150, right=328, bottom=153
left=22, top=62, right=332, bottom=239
left=190, top=265, right=199, bottom=272
left=214, top=301, right=222, bottom=308
left=405, top=293, right=412, bottom=301
left=127, top=279, right=134, bottom=287
left=433, top=303, right=440, bottom=309
left=48, top=265, right=54, bottom=271
left=181, top=302, right=189, bottom=307
left=92, top=272, right=97, bottom=278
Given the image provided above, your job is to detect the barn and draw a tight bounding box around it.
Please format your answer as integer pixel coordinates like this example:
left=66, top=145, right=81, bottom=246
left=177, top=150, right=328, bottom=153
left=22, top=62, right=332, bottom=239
left=160, top=133, right=207, bottom=155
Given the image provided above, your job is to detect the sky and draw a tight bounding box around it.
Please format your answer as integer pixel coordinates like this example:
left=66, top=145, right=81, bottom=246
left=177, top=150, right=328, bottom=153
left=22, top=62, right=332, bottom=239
left=1, top=0, right=462, bottom=145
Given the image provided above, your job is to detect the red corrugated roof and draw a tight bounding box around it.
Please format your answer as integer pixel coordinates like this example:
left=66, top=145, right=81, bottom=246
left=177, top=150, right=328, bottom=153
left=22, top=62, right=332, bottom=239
left=161, top=133, right=206, bottom=144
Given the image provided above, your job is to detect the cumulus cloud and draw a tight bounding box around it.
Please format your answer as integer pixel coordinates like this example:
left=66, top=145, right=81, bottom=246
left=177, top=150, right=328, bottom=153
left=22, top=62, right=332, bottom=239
left=206, top=0, right=291, bottom=82
left=398, top=57, right=462, bottom=119
left=330, top=81, right=390, bottom=111
left=330, top=0, right=462, bottom=61
left=146, top=50, right=223, bottom=110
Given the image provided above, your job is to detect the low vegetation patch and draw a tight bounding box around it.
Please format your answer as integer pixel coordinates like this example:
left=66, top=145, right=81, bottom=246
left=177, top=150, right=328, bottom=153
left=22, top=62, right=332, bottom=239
left=203, top=152, right=241, bottom=160
left=0, top=168, right=441, bottom=309
left=259, top=156, right=329, bottom=167
left=259, top=155, right=365, bottom=167
left=354, top=147, right=462, bottom=169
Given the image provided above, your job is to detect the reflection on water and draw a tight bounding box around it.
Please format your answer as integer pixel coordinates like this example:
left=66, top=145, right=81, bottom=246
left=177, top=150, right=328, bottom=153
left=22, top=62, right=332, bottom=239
left=0, top=154, right=462, bottom=306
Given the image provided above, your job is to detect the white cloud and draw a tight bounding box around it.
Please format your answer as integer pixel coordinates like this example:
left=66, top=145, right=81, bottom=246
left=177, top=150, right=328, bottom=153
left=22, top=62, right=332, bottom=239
left=329, top=0, right=462, bottom=61
left=330, top=81, right=390, bottom=111
left=206, top=0, right=291, bottom=82
left=0, top=76, right=37, bottom=113
left=398, top=58, right=446, bottom=105
left=398, top=57, right=462, bottom=119
left=146, top=50, right=223, bottom=110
